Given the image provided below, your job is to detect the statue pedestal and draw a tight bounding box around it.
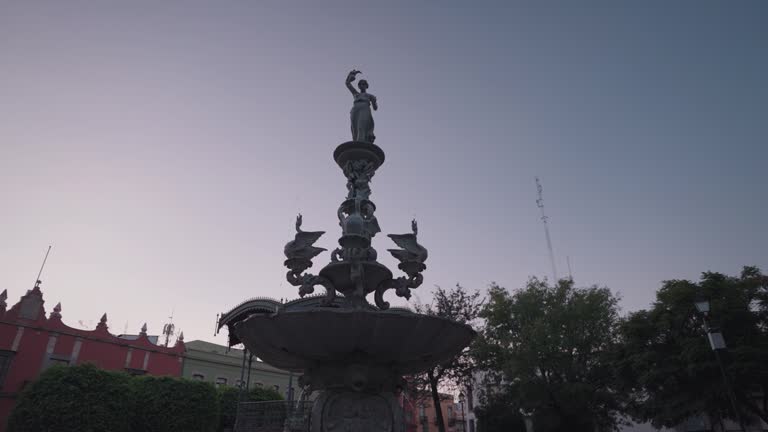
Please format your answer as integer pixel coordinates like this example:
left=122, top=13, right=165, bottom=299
left=303, top=361, right=404, bottom=432
left=311, top=390, right=403, bottom=432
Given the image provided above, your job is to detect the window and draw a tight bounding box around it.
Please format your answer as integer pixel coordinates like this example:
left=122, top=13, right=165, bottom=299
left=255, top=381, right=263, bottom=388
left=192, top=373, right=205, bottom=381
left=235, top=379, right=244, bottom=388
left=47, top=354, right=70, bottom=369
left=447, top=405, right=453, bottom=418
left=215, top=377, right=227, bottom=387
left=273, top=384, right=280, bottom=392
left=0, top=350, right=15, bottom=386
left=125, top=368, right=147, bottom=376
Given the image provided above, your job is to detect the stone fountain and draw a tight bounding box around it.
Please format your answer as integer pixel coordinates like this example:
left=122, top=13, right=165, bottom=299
left=229, top=70, right=475, bottom=432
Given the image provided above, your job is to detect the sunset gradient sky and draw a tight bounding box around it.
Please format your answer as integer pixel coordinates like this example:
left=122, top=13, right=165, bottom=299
left=2, top=1, right=766, bottom=345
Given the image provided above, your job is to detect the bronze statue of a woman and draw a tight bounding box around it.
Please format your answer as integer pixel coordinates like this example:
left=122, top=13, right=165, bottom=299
left=345, top=69, right=378, bottom=143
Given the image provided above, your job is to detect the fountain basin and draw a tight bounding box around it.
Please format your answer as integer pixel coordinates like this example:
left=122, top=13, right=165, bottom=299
left=234, top=308, right=475, bottom=375
left=333, top=141, right=385, bottom=170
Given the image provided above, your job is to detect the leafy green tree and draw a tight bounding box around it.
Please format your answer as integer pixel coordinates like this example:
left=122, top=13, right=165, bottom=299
left=474, top=278, right=624, bottom=432
left=615, top=267, right=768, bottom=429
left=473, top=390, right=526, bottom=432
left=411, top=284, right=484, bottom=432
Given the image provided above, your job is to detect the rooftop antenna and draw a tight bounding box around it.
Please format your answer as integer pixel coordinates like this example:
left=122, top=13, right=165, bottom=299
left=161, top=309, right=175, bottom=347
left=566, top=256, right=574, bottom=281
left=535, top=178, right=558, bottom=283
left=34, top=245, right=52, bottom=288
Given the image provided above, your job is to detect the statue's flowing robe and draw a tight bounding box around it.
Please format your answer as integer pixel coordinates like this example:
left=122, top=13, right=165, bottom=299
left=350, top=93, right=376, bottom=143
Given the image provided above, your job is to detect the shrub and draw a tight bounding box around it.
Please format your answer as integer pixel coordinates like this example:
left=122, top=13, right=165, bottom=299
left=131, top=375, right=219, bottom=432
left=9, top=364, right=220, bottom=432
left=218, top=386, right=284, bottom=431
left=8, top=364, right=133, bottom=432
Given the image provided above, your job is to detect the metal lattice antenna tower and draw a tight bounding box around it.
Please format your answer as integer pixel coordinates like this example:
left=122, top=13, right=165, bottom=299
left=162, top=310, right=175, bottom=347
left=535, top=178, right=558, bottom=283
left=34, top=245, right=52, bottom=288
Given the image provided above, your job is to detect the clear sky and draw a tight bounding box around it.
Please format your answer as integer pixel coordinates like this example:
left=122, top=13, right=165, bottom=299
left=1, top=1, right=766, bottom=345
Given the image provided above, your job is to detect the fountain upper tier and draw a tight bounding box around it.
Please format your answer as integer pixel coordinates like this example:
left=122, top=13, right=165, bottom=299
left=283, top=141, right=427, bottom=310
left=234, top=308, right=475, bottom=375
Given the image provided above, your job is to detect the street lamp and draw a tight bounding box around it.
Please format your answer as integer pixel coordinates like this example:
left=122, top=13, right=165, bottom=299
left=693, top=295, right=745, bottom=431
left=519, top=407, right=534, bottom=432
left=693, top=297, right=710, bottom=315
left=458, top=391, right=466, bottom=432
left=694, top=297, right=727, bottom=351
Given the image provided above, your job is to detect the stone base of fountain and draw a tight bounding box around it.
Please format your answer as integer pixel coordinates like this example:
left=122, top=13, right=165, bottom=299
left=312, top=390, right=402, bottom=432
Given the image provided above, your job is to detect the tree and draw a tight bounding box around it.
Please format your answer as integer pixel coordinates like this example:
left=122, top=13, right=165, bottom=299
left=473, top=278, right=624, bottom=432
left=473, top=390, right=527, bottom=432
left=615, top=267, right=768, bottom=429
left=410, top=284, right=484, bottom=432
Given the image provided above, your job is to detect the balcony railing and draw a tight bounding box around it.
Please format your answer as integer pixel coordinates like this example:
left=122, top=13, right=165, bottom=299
left=234, top=401, right=312, bottom=432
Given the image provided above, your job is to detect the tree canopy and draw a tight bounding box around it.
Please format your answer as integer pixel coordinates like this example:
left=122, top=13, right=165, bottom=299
left=473, top=278, right=624, bottom=432
left=615, top=266, right=768, bottom=429
left=411, top=284, right=484, bottom=432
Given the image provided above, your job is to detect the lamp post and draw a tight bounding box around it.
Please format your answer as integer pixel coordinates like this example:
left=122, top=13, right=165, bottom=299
left=458, top=391, right=466, bottom=432
left=519, top=408, right=534, bottom=432
left=694, top=297, right=746, bottom=431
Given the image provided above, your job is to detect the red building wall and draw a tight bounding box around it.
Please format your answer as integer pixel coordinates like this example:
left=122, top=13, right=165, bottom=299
left=0, top=282, right=185, bottom=431
left=414, top=392, right=461, bottom=432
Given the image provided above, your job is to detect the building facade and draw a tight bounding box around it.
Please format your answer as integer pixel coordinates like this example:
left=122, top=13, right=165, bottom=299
left=0, top=281, right=185, bottom=431
left=414, top=392, right=462, bottom=432
left=182, top=339, right=293, bottom=397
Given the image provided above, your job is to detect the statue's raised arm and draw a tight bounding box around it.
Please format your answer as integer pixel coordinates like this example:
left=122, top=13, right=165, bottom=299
left=345, top=70, right=361, bottom=96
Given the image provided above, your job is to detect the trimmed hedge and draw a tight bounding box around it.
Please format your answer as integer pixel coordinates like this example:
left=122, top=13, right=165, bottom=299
left=218, top=386, right=284, bottom=431
left=132, top=376, right=219, bottom=432
left=7, top=364, right=237, bottom=432
left=8, top=364, right=133, bottom=432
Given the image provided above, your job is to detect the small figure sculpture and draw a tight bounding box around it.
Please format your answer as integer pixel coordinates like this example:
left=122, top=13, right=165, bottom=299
left=346, top=69, right=378, bottom=143
left=284, top=214, right=326, bottom=261
left=387, top=219, right=428, bottom=264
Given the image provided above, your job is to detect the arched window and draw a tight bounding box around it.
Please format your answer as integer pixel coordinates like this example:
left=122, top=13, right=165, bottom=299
left=192, top=373, right=205, bottom=381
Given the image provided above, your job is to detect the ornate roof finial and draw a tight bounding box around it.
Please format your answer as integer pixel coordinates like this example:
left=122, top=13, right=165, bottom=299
left=177, top=331, right=184, bottom=342
left=96, top=313, right=108, bottom=330
left=0, top=289, right=7, bottom=312
left=51, top=302, right=62, bottom=318
left=140, top=323, right=148, bottom=335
